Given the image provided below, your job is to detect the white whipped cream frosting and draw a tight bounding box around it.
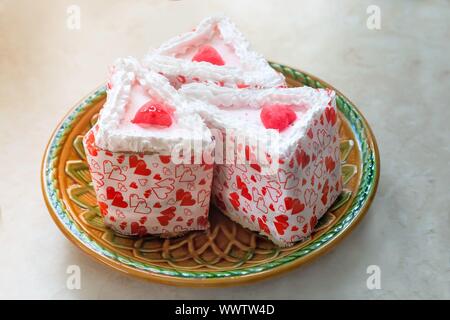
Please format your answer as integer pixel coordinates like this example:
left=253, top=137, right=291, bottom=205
left=180, top=83, right=336, bottom=157
left=95, top=57, right=213, bottom=153
left=143, top=15, right=285, bottom=88
left=95, top=16, right=332, bottom=157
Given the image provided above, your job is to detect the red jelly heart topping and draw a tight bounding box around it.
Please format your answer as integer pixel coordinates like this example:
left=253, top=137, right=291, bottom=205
left=131, top=101, right=174, bottom=128
left=192, top=45, right=225, bottom=66
left=260, top=104, right=297, bottom=132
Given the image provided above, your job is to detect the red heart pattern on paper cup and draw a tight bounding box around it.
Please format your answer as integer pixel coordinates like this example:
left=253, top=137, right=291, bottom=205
left=83, top=128, right=213, bottom=236
left=83, top=103, right=341, bottom=246
left=211, top=105, right=342, bottom=247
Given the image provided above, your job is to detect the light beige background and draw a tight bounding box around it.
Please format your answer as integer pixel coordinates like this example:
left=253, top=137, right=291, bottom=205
left=0, top=0, right=449, bottom=299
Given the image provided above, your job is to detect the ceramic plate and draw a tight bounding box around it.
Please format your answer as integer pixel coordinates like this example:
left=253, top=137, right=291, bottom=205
left=41, top=63, right=380, bottom=287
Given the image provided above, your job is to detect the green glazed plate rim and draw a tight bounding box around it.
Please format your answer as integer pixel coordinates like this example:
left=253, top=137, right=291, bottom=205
left=41, top=63, right=380, bottom=286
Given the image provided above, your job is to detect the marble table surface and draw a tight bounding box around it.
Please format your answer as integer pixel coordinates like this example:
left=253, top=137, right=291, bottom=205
left=0, top=0, right=448, bottom=299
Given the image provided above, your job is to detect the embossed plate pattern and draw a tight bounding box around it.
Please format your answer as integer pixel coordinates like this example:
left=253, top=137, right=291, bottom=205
left=41, top=63, right=379, bottom=286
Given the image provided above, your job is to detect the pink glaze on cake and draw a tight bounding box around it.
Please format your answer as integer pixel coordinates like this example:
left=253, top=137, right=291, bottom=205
left=143, top=16, right=285, bottom=88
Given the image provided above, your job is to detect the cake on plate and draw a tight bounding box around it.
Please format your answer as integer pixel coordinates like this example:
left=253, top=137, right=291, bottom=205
left=143, top=15, right=285, bottom=89
left=180, top=83, right=342, bottom=246
left=83, top=57, right=215, bottom=236
left=83, top=16, right=342, bottom=247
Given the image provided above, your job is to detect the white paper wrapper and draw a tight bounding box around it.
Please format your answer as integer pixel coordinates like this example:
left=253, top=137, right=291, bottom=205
left=180, top=83, right=342, bottom=247
left=211, top=103, right=342, bottom=247
left=83, top=127, right=214, bottom=236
